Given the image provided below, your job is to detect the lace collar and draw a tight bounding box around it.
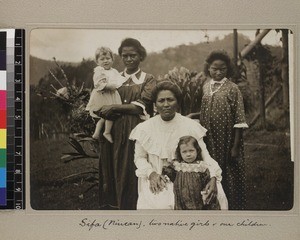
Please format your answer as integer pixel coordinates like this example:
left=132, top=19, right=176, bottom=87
left=209, top=78, right=227, bottom=95
left=173, top=160, right=208, bottom=173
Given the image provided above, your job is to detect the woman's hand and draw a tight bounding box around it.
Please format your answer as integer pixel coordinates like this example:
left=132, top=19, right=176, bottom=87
left=203, top=177, right=217, bottom=205
left=100, top=105, right=115, bottom=116
left=230, top=145, right=240, bottom=165
left=148, top=172, right=167, bottom=194
left=97, top=103, right=143, bottom=119
left=97, top=105, right=118, bottom=119
left=231, top=128, right=242, bottom=163
left=230, top=146, right=239, bottom=162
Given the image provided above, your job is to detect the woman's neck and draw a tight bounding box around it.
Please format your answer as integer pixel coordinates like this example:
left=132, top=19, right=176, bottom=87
left=160, top=113, right=176, bottom=122
left=125, top=68, right=140, bottom=75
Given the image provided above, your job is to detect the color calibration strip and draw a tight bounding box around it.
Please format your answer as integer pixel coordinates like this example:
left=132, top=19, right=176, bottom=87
left=0, top=29, right=25, bottom=209
left=0, top=31, right=7, bottom=206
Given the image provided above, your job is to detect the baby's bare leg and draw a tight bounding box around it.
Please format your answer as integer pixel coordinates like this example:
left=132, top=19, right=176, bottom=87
left=103, top=120, right=113, bottom=143
left=92, top=118, right=105, bottom=139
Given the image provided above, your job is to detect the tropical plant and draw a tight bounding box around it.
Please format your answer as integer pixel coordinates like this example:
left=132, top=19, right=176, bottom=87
left=163, top=67, right=207, bottom=115
left=46, top=58, right=99, bottom=195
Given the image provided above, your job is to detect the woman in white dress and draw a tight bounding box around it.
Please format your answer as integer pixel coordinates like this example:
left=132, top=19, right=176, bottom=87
left=130, top=81, right=228, bottom=209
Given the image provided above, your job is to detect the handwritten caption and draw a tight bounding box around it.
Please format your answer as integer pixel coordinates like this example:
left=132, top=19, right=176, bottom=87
left=79, top=218, right=270, bottom=231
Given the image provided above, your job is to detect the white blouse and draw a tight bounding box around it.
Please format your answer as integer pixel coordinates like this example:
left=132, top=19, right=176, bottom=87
left=130, top=113, right=222, bottom=181
left=129, top=113, right=227, bottom=209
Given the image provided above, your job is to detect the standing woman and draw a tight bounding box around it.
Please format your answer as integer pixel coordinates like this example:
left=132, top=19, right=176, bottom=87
left=199, top=50, right=248, bottom=210
left=97, top=38, right=156, bottom=210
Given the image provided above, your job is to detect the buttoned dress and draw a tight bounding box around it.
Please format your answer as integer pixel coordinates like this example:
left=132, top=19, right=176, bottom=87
left=98, top=69, right=156, bottom=210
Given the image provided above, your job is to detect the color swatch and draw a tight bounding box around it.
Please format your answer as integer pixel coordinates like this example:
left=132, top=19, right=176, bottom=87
left=0, top=29, right=25, bottom=209
left=0, top=31, right=7, bottom=206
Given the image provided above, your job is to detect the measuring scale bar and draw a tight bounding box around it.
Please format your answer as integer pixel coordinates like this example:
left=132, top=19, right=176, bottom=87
left=0, top=29, right=25, bottom=210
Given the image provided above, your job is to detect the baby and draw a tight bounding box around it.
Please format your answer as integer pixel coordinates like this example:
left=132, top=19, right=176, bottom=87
left=86, top=47, right=125, bottom=143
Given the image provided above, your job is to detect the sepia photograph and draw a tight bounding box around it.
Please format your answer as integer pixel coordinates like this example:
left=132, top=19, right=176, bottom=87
left=29, top=28, right=294, bottom=211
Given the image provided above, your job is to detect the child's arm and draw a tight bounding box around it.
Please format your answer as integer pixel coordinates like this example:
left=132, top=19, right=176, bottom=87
left=103, top=68, right=125, bottom=91
left=104, top=83, right=118, bottom=91
left=95, top=77, right=118, bottom=91
left=94, top=67, right=120, bottom=91
left=162, top=164, right=176, bottom=182
left=103, top=70, right=125, bottom=90
left=94, top=76, right=107, bottom=91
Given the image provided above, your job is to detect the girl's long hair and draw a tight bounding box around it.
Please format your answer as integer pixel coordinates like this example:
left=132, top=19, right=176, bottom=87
left=175, top=136, right=202, bottom=162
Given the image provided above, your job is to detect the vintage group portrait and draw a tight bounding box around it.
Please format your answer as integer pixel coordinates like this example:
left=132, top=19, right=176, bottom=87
left=29, top=28, right=294, bottom=212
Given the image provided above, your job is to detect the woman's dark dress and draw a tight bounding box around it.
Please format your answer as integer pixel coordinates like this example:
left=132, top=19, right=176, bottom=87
left=99, top=71, right=156, bottom=210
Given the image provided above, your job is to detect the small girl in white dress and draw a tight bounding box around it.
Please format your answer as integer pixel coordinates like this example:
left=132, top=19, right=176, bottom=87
left=86, top=47, right=125, bottom=143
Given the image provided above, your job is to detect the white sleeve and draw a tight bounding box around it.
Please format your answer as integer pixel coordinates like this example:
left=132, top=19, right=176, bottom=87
left=233, top=122, right=249, bottom=128
left=131, top=101, right=150, bottom=120
left=198, top=138, right=222, bottom=182
left=134, top=141, right=155, bottom=178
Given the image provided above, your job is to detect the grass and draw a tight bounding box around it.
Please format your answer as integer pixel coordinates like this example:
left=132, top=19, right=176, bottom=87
left=244, top=129, right=293, bottom=210
left=30, top=129, right=294, bottom=210
left=30, top=137, right=99, bottom=210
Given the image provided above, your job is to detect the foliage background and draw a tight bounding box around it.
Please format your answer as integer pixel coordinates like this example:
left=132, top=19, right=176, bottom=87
left=29, top=32, right=293, bottom=210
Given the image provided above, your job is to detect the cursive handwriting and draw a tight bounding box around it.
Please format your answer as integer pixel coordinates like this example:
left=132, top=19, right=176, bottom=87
left=237, top=219, right=268, bottom=227
left=103, top=219, right=143, bottom=230
left=79, top=218, right=143, bottom=231
left=78, top=218, right=269, bottom=231
left=79, top=218, right=101, bottom=231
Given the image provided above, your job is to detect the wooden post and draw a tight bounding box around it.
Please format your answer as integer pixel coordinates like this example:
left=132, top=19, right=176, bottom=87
left=240, top=29, right=271, bottom=58
left=281, top=29, right=289, bottom=111
left=255, top=30, right=267, bottom=129
left=233, top=29, right=238, bottom=67
left=258, top=58, right=266, bottom=129
left=249, top=85, right=282, bottom=126
left=240, top=29, right=271, bottom=129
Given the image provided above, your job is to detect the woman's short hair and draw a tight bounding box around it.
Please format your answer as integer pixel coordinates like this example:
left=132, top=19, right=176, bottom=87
left=151, top=80, right=182, bottom=104
left=175, top=136, right=202, bottom=162
left=203, top=49, right=235, bottom=78
left=95, top=47, right=114, bottom=62
left=118, top=38, right=147, bottom=61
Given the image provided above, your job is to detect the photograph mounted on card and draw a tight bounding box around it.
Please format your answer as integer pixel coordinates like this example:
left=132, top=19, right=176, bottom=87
left=29, top=28, right=293, bottom=211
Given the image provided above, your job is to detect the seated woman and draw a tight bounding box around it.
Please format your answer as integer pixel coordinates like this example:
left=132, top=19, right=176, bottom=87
left=129, top=81, right=228, bottom=210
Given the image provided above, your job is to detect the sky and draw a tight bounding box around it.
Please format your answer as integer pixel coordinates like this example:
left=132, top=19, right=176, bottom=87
left=30, top=29, right=284, bottom=62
